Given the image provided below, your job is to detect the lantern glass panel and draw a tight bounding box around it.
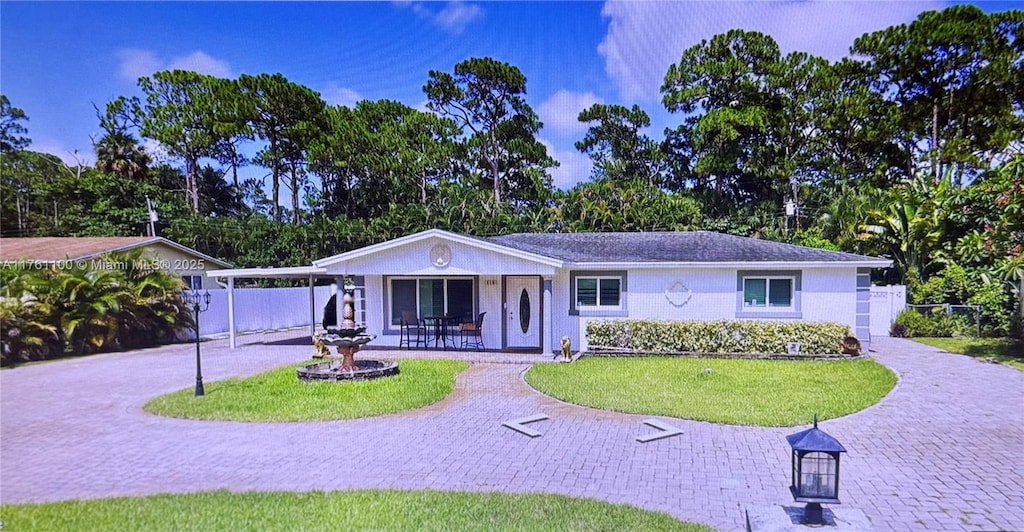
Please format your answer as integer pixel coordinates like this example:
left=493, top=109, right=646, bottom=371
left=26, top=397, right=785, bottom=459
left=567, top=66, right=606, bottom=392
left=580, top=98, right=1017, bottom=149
left=799, top=452, right=837, bottom=498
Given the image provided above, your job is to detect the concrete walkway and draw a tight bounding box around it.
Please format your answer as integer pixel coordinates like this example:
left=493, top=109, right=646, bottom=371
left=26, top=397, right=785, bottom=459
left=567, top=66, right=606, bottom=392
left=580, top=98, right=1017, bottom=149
left=1, top=334, right=1021, bottom=531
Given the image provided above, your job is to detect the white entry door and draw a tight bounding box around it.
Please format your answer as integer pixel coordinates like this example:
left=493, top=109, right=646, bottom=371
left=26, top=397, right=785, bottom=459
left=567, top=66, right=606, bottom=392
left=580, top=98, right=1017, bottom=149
left=505, top=276, right=540, bottom=348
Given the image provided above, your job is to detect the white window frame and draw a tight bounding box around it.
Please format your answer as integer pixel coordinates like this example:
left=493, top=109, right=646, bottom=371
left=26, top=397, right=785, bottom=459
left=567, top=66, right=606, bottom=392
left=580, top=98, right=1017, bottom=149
left=742, top=275, right=795, bottom=310
left=181, top=274, right=203, bottom=290
left=387, top=276, right=476, bottom=326
left=575, top=275, right=623, bottom=310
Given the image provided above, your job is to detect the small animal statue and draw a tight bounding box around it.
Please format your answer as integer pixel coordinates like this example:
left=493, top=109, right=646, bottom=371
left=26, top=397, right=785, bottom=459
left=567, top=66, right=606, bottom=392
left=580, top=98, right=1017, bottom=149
left=312, top=333, right=330, bottom=358
left=560, top=336, right=573, bottom=361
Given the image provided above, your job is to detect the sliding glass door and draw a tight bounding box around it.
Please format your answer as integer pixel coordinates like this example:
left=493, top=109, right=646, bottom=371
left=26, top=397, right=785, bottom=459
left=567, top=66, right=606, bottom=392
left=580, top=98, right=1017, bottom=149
left=390, top=278, right=475, bottom=325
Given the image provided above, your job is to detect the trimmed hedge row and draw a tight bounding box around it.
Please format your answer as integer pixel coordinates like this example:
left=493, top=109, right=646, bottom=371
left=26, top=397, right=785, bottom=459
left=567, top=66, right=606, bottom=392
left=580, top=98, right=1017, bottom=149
left=585, top=319, right=853, bottom=355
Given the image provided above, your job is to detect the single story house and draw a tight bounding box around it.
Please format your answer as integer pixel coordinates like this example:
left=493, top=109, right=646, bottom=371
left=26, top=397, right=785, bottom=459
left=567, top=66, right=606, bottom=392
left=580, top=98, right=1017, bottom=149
left=0, top=236, right=232, bottom=289
left=211, top=229, right=889, bottom=352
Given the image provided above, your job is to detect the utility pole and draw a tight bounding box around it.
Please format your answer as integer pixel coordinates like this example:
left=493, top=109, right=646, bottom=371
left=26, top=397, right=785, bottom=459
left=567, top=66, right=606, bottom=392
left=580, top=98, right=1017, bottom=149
left=146, top=196, right=159, bottom=237
left=785, top=199, right=797, bottom=235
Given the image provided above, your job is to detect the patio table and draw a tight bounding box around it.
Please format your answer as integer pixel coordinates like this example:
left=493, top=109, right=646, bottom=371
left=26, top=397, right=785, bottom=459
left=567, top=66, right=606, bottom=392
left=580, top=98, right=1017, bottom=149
left=422, top=315, right=460, bottom=349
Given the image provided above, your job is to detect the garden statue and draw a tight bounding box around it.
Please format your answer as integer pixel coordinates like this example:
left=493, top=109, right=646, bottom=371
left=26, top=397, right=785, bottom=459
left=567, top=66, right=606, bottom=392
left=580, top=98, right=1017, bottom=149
left=561, top=336, right=572, bottom=361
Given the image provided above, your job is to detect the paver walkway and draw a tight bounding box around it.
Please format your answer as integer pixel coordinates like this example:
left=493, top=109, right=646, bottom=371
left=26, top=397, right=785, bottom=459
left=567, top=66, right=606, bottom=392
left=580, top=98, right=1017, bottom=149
left=1, top=334, right=1021, bottom=531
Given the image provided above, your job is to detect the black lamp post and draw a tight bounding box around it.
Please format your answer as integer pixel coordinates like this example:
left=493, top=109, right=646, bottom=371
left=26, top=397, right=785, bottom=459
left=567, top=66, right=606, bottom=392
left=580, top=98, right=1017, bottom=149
left=786, top=414, right=847, bottom=525
left=183, top=288, right=211, bottom=396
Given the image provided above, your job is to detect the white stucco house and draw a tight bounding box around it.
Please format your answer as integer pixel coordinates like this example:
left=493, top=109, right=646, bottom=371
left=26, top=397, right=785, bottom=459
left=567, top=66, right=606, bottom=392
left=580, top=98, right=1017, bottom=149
left=224, top=229, right=889, bottom=353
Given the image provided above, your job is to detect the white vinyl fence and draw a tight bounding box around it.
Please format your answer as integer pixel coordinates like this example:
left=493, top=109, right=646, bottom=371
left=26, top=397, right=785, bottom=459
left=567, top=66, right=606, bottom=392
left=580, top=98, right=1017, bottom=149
left=870, top=285, right=907, bottom=337
left=197, top=286, right=334, bottom=336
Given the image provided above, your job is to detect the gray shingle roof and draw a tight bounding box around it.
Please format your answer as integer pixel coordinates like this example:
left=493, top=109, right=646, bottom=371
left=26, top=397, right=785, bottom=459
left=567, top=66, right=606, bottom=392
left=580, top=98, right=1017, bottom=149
left=486, top=231, right=887, bottom=264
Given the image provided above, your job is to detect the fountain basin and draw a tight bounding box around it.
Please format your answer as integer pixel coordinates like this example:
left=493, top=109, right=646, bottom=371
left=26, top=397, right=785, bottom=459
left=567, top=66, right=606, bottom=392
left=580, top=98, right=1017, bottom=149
left=320, top=335, right=375, bottom=348
left=297, top=360, right=399, bottom=382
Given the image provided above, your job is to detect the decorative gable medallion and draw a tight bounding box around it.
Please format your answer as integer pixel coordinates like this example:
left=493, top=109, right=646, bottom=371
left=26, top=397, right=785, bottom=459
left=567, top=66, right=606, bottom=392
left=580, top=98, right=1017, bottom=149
left=665, top=280, right=692, bottom=307
left=430, top=244, right=452, bottom=268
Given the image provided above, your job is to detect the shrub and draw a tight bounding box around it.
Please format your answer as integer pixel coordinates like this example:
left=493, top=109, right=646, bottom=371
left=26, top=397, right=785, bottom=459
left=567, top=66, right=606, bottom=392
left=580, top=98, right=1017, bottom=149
left=892, top=308, right=974, bottom=338
left=0, top=251, right=191, bottom=365
left=0, top=292, right=62, bottom=365
left=585, top=319, right=852, bottom=355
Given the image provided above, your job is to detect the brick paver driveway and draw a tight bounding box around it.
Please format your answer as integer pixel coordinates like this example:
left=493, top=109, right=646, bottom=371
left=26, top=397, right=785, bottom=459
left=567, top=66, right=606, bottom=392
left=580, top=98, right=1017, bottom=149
left=2, top=334, right=1022, bottom=531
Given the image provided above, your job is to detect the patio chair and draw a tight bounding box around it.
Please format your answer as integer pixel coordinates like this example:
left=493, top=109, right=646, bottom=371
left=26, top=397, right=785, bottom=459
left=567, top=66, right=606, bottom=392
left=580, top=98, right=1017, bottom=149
left=399, top=310, right=428, bottom=349
left=459, top=312, right=486, bottom=350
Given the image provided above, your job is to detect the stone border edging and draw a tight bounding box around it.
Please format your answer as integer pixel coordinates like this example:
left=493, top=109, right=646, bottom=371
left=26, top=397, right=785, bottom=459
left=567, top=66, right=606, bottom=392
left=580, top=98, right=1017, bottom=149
left=582, top=349, right=864, bottom=361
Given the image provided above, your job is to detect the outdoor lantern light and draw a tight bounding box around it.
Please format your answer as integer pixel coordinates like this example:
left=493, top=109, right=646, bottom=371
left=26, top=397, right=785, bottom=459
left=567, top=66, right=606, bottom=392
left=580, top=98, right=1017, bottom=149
left=183, top=288, right=212, bottom=396
left=786, top=414, right=847, bottom=525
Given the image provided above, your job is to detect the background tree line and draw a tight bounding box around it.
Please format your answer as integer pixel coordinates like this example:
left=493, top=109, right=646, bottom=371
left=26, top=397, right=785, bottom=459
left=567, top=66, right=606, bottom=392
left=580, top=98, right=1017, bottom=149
left=2, top=5, right=1021, bottom=336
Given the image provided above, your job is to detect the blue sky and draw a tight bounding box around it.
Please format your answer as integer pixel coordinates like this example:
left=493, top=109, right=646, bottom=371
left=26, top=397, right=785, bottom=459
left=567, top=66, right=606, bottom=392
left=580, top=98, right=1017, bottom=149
left=2, top=1, right=1014, bottom=191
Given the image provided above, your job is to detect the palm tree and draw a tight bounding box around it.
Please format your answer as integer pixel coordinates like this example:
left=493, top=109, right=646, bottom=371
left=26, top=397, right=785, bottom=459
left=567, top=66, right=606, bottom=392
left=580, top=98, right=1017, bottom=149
left=112, top=251, right=190, bottom=349
left=864, top=171, right=957, bottom=282
left=52, top=266, right=131, bottom=355
left=95, top=131, right=150, bottom=182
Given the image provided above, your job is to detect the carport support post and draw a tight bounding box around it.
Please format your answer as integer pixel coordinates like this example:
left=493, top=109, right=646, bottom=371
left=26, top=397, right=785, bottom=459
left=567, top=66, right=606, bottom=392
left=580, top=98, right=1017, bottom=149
left=308, top=274, right=315, bottom=337
left=334, top=278, right=343, bottom=329
left=227, top=277, right=236, bottom=349
left=543, top=278, right=553, bottom=354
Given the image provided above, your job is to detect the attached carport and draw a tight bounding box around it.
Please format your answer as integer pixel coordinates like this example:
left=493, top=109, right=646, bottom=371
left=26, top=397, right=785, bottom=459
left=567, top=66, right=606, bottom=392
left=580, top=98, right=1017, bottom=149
left=206, top=266, right=336, bottom=349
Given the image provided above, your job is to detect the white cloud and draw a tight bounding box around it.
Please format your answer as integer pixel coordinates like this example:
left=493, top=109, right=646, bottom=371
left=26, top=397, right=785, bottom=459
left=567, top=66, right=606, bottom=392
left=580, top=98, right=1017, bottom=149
left=598, top=1, right=943, bottom=102
left=116, top=49, right=233, bottom=82
left=141, top=138, right=172, bottom=165
left=322, top=84, right=363, bottom=107
left=412, top=99, right=432, bottom=113
left=398, top=1, right=483, bottom=34
left=433, top=1, right=483, bottom=34
left=117, top=49, right=162, bottom=83
left=540, top=137, right=592, bottom=190
left=537, top=90, right=604, bottom=137
left=166, top=51, right=233, bottom=78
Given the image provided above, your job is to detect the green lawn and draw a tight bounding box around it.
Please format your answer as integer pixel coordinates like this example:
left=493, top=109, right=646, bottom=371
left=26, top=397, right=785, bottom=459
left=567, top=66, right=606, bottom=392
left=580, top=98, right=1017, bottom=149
left=525, top=357, right=896, bottom=427
left=912, top=337, right=1024, bottom=371
left=0, top=490, right=712, bottom=531
left=144, top=359, right=469, bottom=422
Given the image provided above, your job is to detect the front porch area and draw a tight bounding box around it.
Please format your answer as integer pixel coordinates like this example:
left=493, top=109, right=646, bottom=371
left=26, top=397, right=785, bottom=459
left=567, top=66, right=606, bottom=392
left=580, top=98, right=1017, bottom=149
left=206, top=230, right=564, bottom=354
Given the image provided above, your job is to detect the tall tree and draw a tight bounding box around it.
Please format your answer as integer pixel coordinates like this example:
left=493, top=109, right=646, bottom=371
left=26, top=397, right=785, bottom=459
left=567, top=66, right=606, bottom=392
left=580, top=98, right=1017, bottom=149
left=575, top=103, right=664, bottom=187
left=424, top=57, right=552, bottom=204
left=238, top=73, right=326, bottom=223
left=207, top=78, right=252, bottom=189
left=0, top=151, right=67, bottom=237
left=852, top=6, right=1023, bottom=184
left=810, top=59, right=906, bottom=190
left=309, top=100, right=458, bottom=219
left=94, top=131, right=150, bottom=182
left=0, top=95, right=30, bottom=154
left=134, top=71, right=224, bottom=213
left=661, top=30, right=779, bottom=205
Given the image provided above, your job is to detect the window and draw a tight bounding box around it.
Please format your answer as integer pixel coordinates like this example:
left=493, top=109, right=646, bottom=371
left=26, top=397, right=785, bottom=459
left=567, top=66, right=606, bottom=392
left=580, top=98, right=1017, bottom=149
left=182, top=275, right=203, bottom=290
left=736, top=270, right=802, bottom=318
left=743, top=277, right=793, bottom=308
left=576, top=276, right=621, bottom=308
left=389, top=278, right=475, bottom=325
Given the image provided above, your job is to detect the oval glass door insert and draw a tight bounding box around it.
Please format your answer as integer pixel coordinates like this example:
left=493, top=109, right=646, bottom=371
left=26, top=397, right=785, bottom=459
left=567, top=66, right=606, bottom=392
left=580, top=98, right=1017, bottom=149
left=519, top=288, right=531, bottom=334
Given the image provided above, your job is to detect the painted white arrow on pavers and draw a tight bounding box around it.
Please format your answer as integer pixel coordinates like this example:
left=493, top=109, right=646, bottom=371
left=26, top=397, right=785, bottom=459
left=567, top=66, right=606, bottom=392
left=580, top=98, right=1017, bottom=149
left=502, top=414, right=549, bottom=438
left=636, top=418, right=683, bottom=443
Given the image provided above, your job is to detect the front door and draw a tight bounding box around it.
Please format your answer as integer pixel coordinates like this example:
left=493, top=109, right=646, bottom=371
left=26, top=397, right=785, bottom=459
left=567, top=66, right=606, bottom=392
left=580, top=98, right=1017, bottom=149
left=505, top=276, right=540, bottom=349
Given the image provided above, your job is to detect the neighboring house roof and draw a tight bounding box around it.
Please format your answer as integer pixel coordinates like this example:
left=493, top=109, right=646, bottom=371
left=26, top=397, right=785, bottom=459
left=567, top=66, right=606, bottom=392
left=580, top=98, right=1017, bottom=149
left=487, top=231, right=891, bottom=267
left=0, top=236, right=233, bottom=269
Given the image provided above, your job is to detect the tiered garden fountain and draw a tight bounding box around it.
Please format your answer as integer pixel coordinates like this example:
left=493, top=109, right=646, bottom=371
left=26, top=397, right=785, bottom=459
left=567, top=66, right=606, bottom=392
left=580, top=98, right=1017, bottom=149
left=296, top=290, right=398, bottom=382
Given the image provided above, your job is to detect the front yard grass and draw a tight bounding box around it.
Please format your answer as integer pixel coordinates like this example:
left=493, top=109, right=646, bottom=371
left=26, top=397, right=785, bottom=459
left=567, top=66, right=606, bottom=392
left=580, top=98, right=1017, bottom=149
left=912, top=337, right=1024, bottom=371
left=525, top=357, right=896, bottom=427
left=0, top=490, right=712, bottom=531
left=144, top=359, right=469, bottom=421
